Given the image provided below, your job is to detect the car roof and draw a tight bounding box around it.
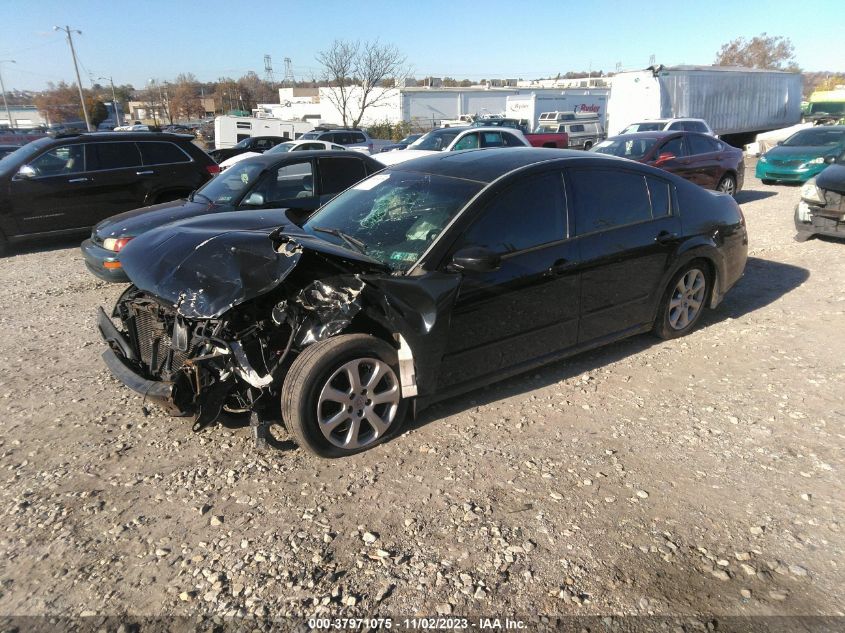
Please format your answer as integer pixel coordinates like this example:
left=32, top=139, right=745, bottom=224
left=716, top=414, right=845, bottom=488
left=388, top=147, right=619, bottom=183
left=48, top=132, right=196, bottom=142
left=607, top=131, right=680, bottom=140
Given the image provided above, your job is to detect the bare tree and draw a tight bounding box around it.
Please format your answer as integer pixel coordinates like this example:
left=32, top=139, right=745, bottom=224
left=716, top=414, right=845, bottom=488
left=715, top=33, right=799, bottom=71
left=316, top=39, right=409, bottom=127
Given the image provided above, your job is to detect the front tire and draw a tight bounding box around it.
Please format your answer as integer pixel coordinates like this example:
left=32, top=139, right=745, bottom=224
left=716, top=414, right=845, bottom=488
left=653, top=263, right=711, bottom=340
left=761, top=179, right=775, bottom=185
left=282, top=334, right=406, bottom=457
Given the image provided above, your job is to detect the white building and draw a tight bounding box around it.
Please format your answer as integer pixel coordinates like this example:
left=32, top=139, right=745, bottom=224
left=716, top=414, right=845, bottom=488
left=262, top=85, right=587, bottom=129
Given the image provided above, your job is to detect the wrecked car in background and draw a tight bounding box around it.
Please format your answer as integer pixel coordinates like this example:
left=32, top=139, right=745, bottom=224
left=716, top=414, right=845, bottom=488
left=795, top=148, right=845, bottom=242
left=98, top=148, right=747, bottom=458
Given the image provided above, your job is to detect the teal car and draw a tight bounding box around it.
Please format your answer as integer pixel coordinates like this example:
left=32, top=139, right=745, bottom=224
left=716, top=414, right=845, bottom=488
left=756, top=126, right=845, bottom=184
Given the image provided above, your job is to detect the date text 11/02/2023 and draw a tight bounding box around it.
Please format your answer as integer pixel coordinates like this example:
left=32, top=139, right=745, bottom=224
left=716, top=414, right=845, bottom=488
left=307, top=617, right=527, bottom=629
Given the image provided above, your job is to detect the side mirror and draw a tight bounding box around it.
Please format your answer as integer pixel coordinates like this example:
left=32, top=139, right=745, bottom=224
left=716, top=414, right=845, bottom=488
left=776, top=140, right=784, bottom=146
left=448, top=246, right=502, bottom=273
left=653, top=152, right=676, bottom=166
left=824, top=155, right=837, bottom=164
left=16, top=165, right=36, bottom=179
left=243, top=192, right=265, bottom=206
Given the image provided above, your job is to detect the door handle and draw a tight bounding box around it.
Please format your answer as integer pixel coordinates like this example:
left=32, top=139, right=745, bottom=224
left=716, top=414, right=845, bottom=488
left=549, top=258, right=579, bottom=275
left=655, top=230, right=680, bottom=244
left=136, top=170, right=155, bottom=175
left=68, top=177, right=90, bottom=183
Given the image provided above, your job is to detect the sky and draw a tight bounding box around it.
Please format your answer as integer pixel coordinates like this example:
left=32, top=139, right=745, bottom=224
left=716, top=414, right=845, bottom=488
left=1, top=0, right=842, bottom=92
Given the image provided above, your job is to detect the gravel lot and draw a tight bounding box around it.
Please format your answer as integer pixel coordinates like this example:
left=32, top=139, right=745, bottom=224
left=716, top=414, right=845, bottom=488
left=0, top=159, right=843, bottom=623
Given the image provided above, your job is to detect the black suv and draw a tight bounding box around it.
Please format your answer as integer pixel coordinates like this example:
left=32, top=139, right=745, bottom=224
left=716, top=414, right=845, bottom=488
left=0, top=132, right=218, bottom=254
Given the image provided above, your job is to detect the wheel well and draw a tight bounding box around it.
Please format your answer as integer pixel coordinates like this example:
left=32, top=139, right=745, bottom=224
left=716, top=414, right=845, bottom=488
left=346, top=313, right=398, bottom=349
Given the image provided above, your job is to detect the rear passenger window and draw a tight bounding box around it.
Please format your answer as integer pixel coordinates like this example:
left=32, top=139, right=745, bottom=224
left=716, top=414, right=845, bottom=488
left=319, top=157, right=368, bottom=194
left=647, top=177, right=672, bottom=217
left=139, top=142, right=190, bottom=165
left=688, top=135, right=720, bottom=155
left=660, top=137, right=688, bottom=157
left=88, top=142, right=142, bottom=170
left=351, top=133, right=366, bottom=144
left=571, top=169, right=653, bottom=234
left=458, top=172, right=566, bottom=254
left=480, top=132, right=504, bottom=147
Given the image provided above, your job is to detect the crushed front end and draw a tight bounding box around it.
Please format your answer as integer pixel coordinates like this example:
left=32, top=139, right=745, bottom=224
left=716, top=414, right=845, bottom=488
left=98, top=285, right=299, bottom=427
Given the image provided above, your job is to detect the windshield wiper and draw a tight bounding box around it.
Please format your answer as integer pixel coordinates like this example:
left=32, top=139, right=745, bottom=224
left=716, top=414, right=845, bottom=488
left=192, top=191, right=212, bottom=204
left=312, top=226, right=368, bottom=254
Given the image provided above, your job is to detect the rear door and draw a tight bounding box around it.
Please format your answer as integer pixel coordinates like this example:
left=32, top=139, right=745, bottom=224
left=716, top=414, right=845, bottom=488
left=82, top=141, right=146, bottom=224
left=686, top=134, right=724, bottom=189
left=8, top=142, right=93, bottom=233
left=568, top=167, right=681, bottom=342
left=138, top=141, right=202, bottom=199
left=438, top=170, right=580, bottom=387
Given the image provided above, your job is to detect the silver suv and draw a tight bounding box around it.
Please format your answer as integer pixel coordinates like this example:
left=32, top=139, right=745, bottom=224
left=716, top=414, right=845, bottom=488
left=299, top=128, right=375, bottom=154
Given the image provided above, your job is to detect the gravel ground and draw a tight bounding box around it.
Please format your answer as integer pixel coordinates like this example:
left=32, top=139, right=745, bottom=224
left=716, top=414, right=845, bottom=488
left=0, top=159, right=843, bottom=622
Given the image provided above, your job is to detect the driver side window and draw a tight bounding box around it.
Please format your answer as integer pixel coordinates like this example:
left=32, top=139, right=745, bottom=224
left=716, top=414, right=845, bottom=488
left=254, top=161, right=315, bottom=204
left=29, top=145, right=85, bottom=176
left=455, top=172, right=566, bottom=254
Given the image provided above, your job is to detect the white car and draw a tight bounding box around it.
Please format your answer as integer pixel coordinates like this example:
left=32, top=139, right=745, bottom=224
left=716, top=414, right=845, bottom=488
left=376, top=126, right=530, bottom=166
left=218, top=139, right=347, bottom=170
left=620, top=118, right=715, bottom=136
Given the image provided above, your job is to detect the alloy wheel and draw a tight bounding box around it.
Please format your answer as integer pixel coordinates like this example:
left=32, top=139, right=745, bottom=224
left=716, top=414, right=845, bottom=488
left=316, top=357, right=400, bottom=449
left=718, top=176, right=736, bottom=196
left=668, top=268, right=706, bottom=330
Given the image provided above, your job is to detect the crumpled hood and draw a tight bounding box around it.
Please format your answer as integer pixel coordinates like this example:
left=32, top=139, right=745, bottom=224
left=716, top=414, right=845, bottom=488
left=816, top=163, right=845, bottom=194
left=94, top=198, right=216, bottom=238
left=119, top=214, right=390, bottom=319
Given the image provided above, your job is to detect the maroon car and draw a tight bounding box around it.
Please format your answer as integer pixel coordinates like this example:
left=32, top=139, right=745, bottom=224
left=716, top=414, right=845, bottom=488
left=591, top=131, right=744, bottom=197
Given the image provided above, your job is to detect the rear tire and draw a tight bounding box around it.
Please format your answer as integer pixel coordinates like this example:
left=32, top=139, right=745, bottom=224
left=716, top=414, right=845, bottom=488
left=282, top=334, right=407, bottom=458
left=653, top=263, right=711, bottom=340
left=0, top=232, right=6, bottom=258
left=583, top=141, right=593, bottom=150
left=716, top=174, right=737, bottom=197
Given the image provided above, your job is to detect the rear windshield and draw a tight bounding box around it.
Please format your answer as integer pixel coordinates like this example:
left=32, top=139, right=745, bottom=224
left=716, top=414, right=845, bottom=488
left=410, top=130, right=461, bottom=151
left=622, top=122, right=664, bottom=133
left=592, top=137, right=659, bottom=160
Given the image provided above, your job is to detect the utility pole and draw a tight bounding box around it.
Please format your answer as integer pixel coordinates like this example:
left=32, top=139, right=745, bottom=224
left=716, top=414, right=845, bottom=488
left=54, top=25, right=92, bottom=131
left=97, top=75, right=121, bottom=126
left=0, top=59, right=15, bottom=130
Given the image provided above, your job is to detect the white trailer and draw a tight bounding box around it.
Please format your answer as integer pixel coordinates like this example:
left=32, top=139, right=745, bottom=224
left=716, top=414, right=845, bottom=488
left=606, top=65, right=802, bottom=143
left=213, top=115, right=314, bottom=149
left=506, top=89, right=609, bottom=132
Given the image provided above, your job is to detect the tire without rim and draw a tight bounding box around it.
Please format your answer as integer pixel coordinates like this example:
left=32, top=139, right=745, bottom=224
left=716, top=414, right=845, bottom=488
left=716, top=174, right=737, bottom=197
left=653, top=263, right=711, bottom=340
left=282, top=334, right=406, bottom=457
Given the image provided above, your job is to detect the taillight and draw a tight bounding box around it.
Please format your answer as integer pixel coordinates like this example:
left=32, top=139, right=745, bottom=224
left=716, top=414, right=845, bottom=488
left=206, top=164, right=220, bottom=175
left=103, top=237, right=133, bottom=252
left=368, top=143, right=374, bottom=153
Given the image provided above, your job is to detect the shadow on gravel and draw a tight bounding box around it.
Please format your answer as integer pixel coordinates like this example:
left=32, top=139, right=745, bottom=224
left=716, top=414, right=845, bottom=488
left=410, top=257, right=808, bottom=430
left=735, top=189, right=777, bottom=204
left=4, top=234, right=85, bottom=256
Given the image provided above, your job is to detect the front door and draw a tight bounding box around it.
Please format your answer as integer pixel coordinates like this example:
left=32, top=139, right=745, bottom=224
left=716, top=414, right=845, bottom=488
left=438, top=170, right=581, bottom=388
left=8, top=143, right=93, bottom=233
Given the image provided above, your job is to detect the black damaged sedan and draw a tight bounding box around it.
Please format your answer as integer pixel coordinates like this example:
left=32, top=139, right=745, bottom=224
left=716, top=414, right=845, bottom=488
left=98, top=148, right=747, bottom=457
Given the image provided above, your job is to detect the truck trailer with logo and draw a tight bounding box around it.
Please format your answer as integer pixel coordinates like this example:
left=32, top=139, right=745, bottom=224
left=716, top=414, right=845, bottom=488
left=505, top=89, right=609, bottom=133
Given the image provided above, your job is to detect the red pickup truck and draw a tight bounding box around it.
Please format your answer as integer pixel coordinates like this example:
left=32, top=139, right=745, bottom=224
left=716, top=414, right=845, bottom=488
left=470, top=118, right=569, bottom=148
